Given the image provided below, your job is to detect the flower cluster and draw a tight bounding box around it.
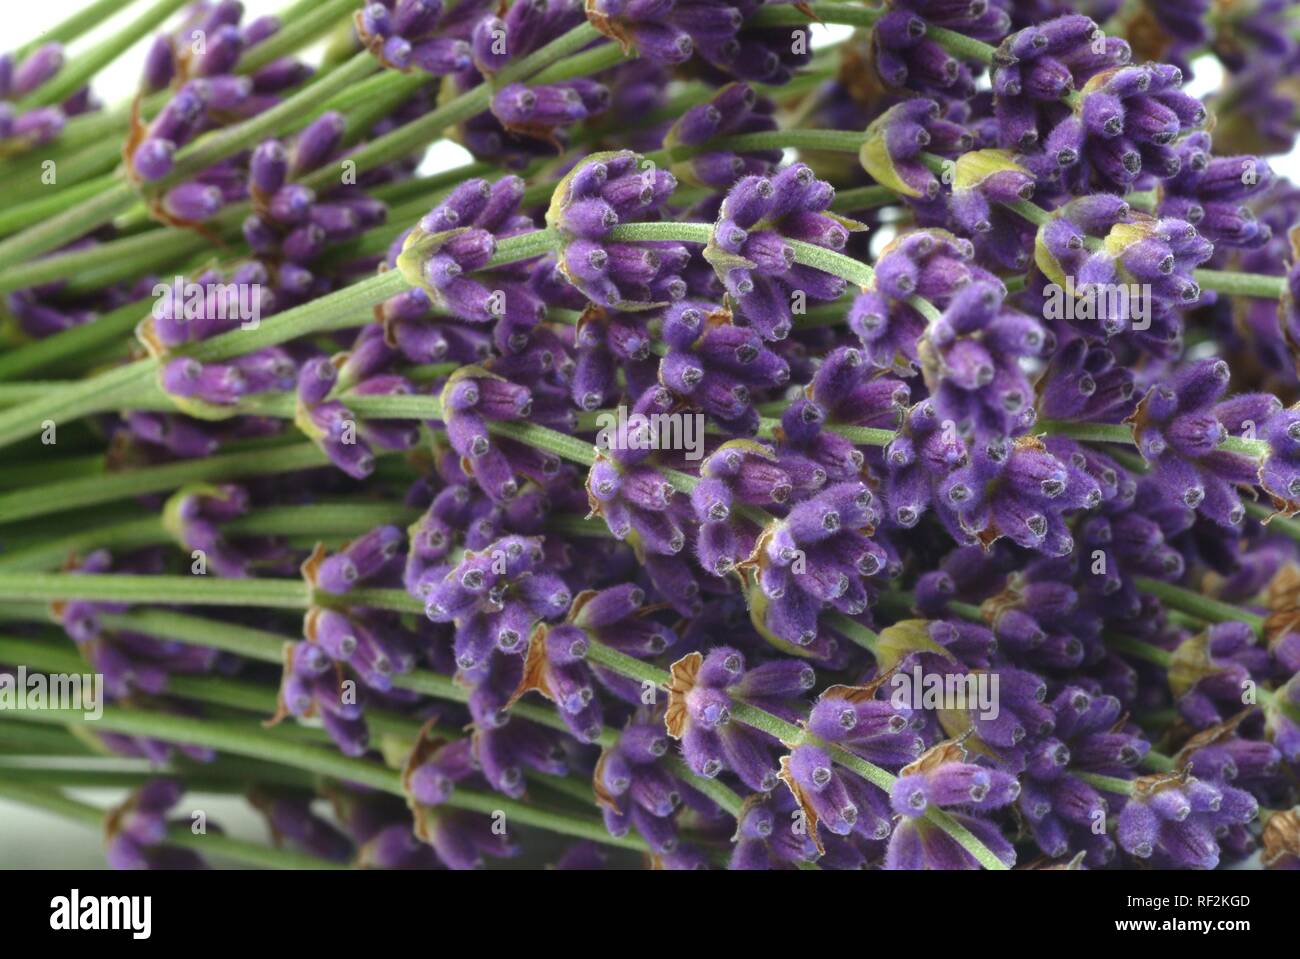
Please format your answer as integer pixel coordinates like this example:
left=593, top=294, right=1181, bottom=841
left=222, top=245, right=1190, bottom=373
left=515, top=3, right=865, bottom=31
left=707, top=164, right=854, bottom=340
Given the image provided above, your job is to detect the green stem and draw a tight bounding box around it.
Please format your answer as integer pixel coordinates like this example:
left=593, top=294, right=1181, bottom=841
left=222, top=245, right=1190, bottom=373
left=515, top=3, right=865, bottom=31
left=0, top=502, right=425, bottom=571
left=495, top=22, right=605, bottom=86
left=1073, top=771, right=1136, bottom=795
left=1143, top=750, right=1177, bottom=772
left=1192, top=269, right=1286, bottom=300
left=1244, top=500, right=1300, bottom=544
left=831, top=185, right=899, bottom=213
left=647, top=129, right=869, bottom=169
left=0, top=227, right=210, bottom=294
left=748, top=3, right=883, bottom=30
left=528, top=38, right=625, bottom=84
left=13, top=0, right=136, bottom=60
left=0, top=266, right=408, bottom=451
left=1036, top=418, right=1271, bottom=458
left=0, top=572, right=313, bottom=608
left=825, top=612, right=879, bottom=655
left=0, top=444, right=329, bottom=524
left=1133, top=577, right=1266, bottom=635
left=0, top=180, right=138, bottom=276
left=0, top=515, right=163, bottom=570
left=191, top=270, right=409, bottom=361
left=607, top=221, right=875, bottom=286
left=1104, top=632, right=1174, bottom=668
left=0, top=174, right=117, bottom=237
left=0, top=761, right=319, bottom=793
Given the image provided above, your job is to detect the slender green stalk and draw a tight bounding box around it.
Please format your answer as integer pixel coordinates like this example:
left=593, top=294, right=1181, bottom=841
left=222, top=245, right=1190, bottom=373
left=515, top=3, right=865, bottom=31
left=528, top=39, right=624, bottom=84
left=496, top=22, right=604, bottom=86
left=754, top=416, right=894, bottom=447
left=0, top=174, right=117, bottom=237
left=1142, top=750, right=1176, bottom=772
left=1104, top=632, right=1174, bottom=668
left=0, top=444, right=329, bottom=524
left=0, top=720, right=99, bottom=754
left=0, top=516, right=164, bottom=570
left=1036, top=418, right=1271, bottom=458
left=826, top=612, right=879, bottom=655
left=1073, top=771, right=1136, bottom=795
left=0, top=502, right=424, bottom=571
left=13, top=0, right=137, bottom=60
left=1132, top=577, right=1266, bottom=635
left=1, top=457, right=120, bottom=493
left=191, top=270, right=409, bottom=361
left=645, top=129, right=870, bottom=170
left=0, top=572, right=313, bottom=608
left=607, top=221, right=874, bottom=286
left=0, top=227, right=209, bottom=294
left=1193, top=269, right=1287, bottom=300
left=1244, top=500, right=1300, bottom=544
left=0, top=181, right=138, bottom=276
left=0, top=760, right=320, bottom=794
left=831, top=185, right=898, bottom=213
left=748, top=3, right=882, bottom=30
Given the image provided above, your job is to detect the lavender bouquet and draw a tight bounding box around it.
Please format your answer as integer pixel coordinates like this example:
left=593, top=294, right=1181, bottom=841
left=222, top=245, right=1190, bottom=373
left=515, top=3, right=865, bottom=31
left=0, top=0, right=1299, bottom=874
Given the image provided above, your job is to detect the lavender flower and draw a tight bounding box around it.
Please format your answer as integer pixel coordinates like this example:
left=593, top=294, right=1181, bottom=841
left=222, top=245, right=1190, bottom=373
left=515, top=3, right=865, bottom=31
left=706, top=164, right=860, bottom=340
left=1116, top=773, right=1258, bottom=868
left=547, top=151, right=683, bottom=310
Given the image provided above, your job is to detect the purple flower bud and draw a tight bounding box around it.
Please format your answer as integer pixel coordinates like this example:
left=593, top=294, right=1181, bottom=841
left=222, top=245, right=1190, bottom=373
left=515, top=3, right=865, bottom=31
left=292, top=111, right=345, bottom=175
left=132, top=139, right=175, bottom=181
left=162, top=182, right=224, bottom=222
